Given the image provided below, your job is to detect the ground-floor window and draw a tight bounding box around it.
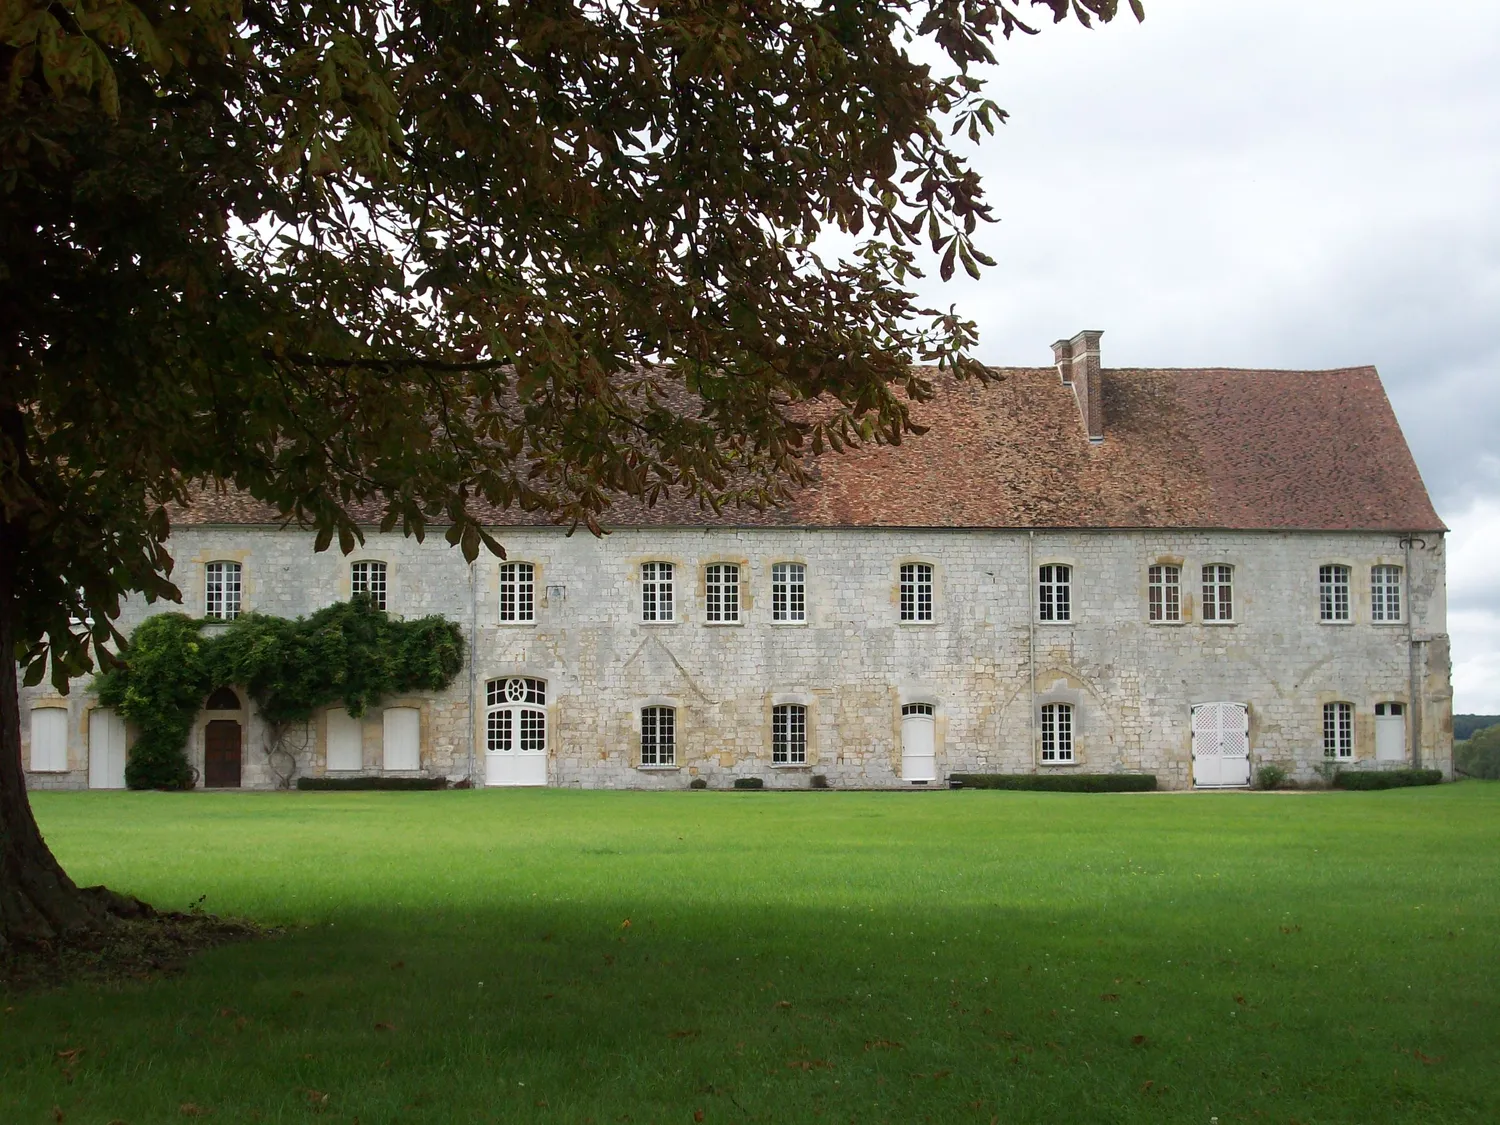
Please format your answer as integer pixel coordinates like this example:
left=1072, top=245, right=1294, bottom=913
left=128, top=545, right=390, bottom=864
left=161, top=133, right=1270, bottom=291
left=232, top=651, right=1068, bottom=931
left=1041, top=702, right=1074, bottom=763
left=772, top=704, right=807, bottom=765
left=640, top=706, right=676, bottom=766
left=1323, top=702, right=1354, bottom=758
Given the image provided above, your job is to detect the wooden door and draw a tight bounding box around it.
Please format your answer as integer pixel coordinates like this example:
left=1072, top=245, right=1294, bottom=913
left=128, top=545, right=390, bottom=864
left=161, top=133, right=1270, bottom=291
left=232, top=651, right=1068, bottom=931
left=1375, top=702, right=1407, bottom=762
left=89, top=708, right=128, bottom=789
left=1191, top=702, right=1251, bottom=788
left=204, top=719, right=242, bottom=788
left=900, top=704, right=936, bottom=782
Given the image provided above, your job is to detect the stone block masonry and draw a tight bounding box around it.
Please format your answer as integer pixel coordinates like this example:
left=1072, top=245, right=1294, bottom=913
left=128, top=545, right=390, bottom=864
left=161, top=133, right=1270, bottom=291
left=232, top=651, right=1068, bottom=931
left=21, top=525, right=1451, bottom=791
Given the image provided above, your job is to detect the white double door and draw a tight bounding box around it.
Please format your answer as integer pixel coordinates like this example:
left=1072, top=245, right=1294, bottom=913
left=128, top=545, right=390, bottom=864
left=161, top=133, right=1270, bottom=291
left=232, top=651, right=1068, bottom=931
left=485, top=706, right=548, bottom=786
left=89, top=708, right=128, bottom=789
left=1191, top=702, right=1251, bottom=788
left=901, top=705, right=936, bottom=783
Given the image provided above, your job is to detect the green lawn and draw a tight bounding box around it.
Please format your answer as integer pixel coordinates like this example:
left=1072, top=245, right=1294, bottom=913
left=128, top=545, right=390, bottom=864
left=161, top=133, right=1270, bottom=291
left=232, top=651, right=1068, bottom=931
left=4, top=786, right=1498, bottom=1124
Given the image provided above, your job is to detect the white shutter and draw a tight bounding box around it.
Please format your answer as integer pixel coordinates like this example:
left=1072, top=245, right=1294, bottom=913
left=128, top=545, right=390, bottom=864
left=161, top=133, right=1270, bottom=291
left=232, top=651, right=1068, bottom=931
left=327, top=708, right=364, bottom=771
left=30, top=708, right=69, bottom=772
left=88, top=708, right=128, bottom=788
left=382, top=707, right=421, bottom=772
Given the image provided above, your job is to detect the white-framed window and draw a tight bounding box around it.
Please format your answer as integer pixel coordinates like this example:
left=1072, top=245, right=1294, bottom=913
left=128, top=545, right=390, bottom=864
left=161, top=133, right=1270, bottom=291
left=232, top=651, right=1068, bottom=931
left=899, top=563, right=934, bottom=622
left=640, top=706, right=676, bottom=766
left=1202, top=564, right=1234, bottom=622
left=704, top=563, right=741, bottom=624
left=772, top=703, right=808, bottom=765
left=1319, top=564, right=1351, bottom=622
left=1323, top=701, right=1353, bottom=759
left=499, top=561, right=536, bottom=623
left=205, top=560, right=242, bottom=620
left=1038, top=564, right=1071, bottom=622
left=351, top=560, right=387, bottom=610
left=29, top=707, right=69, bottom=772
left=1371, top=565, right=1403, bottom=623
left=486, top=677, right=548, bottom=755
left=641, top=561, right=675, bottom=622
left=1040, top=702, right=1074, bottom=763
left=771, top=562, right=806, bottom=623
left=1148, top=564, right=1181, bottom=622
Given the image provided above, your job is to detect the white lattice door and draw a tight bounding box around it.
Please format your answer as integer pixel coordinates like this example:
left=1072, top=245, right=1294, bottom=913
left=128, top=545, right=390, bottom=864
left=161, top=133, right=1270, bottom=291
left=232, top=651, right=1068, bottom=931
left=1191, top=702, right=1251, bottom=788
left=485, top=678, right=548, bottom=786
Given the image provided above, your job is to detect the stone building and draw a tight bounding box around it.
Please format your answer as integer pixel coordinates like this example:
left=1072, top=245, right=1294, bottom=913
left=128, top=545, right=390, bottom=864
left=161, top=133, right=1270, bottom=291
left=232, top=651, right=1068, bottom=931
left=22, top=333, right=1451, bottom=791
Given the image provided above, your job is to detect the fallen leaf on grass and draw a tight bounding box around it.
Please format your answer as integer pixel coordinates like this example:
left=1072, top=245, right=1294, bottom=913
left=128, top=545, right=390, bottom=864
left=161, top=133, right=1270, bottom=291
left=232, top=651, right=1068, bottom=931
left=1139, top=1081, right=1154, bottom=1093
left=1131, top=1035, right=1149, bottom=1047
left=668, top=1029, right=700, bottom=1039
left=374, top=1022, right=396, bottom=1032
left=306, top=1089, right=330, bottom=1110
left=56, top=1047, right=84, bottom=1062
left=863, top=1039, right=903, bottom=1051
left=52, top=1107, right=64, bottom=1123
left=1234, top=994, right=1247, bottom=1006
left=693, top=1112, right=704, bottom=1123
left=787, top=1059, right=832, bottom=1071
left=180, top=1104, right=209, bottom=1117
left=390, top=961, right=405, bottom=970
left=773, top=1001, right=792, bottom=1010
left=1280, top=925, right=1301, bottom=934
left=620, top=919, right=632, bottom=930
left=1100, top=993, right=1119, bottom=1002
left=1412, top=1050, right=1443, bottom=1065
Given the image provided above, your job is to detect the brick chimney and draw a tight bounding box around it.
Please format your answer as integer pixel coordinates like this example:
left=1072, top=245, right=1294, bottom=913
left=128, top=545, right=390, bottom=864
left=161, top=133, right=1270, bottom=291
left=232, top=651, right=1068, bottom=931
left=1051, top=330, right=1105, bottom=443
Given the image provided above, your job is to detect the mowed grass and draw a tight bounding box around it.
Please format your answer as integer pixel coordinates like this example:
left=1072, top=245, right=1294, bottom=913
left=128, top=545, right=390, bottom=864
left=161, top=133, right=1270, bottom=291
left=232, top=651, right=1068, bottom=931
left=4, top=786, right=1499, bottom=1124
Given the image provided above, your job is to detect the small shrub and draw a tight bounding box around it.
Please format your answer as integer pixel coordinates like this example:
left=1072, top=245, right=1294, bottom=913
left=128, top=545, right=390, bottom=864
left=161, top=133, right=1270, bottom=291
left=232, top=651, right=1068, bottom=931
left=810, top=774, right=830, bottom=789
left=948, top=773, right=1155, bottom=793
left=732, top=777, right=764, bottom=790
left=297, top=776, right=450, bottom=791
left=1255, top=764, right=1288, bottom=790
left=1333, top=769, right=1442, bottom=790
left=689, top=777, right=708, bottom=789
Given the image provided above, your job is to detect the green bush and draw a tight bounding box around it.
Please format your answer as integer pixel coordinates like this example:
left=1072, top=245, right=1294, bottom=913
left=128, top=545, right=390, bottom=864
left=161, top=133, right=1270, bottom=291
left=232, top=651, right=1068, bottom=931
left=1255, top=764, right=1289, bottom=790
left=1455, top=728, right=1500, bottom=780
left=948, top=773, right=1156, bottom=793
left=689, top=777, right=708, bottom=789
left=810, top=774, right=830, bottom=789
left=296, top=776, right=450, bottom=791
left=1333, top=769, right=1442, bottom=790
left=732, top=777, right=765, bottom=790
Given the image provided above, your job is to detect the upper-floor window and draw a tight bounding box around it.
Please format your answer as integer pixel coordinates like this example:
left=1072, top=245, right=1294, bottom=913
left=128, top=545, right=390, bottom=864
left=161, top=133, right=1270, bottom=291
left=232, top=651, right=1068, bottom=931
left=641, top=706, right=676, bottom=767
left=1040, top=702, right=1074, bottom=763
left=351, top=560, right=387, bottom=610
left=771, top=562, right=806, bottom=623
left=1038, top=564, right=1071, bottom=622
left=772, top=703, right=808, bottom=765
left=899, top=563, right=934, bottom=622
left=704, top=563, right=741, bottom=624
left=1371, top=564, right=1403, bottom=623
left=641, top=561, right=674, bottom=622
left=1323, top=701, right=1353, bottom=759
left=205, top=561, right=242, bottom=620
left=1319, top=564, right=1351, bottom=622
left=1148, top=564, right=1181, bottom=622
left=499, top=561, right=536, bottom=623
left=1202, top=564, right=1234, bottom=622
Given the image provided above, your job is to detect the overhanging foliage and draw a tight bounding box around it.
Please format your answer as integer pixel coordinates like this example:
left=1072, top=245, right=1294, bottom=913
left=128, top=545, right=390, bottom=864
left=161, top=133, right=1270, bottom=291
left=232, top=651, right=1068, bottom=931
left=94, top=599, right=464, bottom=789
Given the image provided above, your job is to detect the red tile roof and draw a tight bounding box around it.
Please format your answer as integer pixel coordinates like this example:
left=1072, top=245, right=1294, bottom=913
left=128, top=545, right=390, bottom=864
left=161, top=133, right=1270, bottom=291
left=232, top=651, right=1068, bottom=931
left=173, top=365, right=1444, bottom=533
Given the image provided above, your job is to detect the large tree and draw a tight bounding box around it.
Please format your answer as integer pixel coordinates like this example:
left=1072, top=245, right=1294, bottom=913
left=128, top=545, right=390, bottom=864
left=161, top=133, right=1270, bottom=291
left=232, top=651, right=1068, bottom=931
left=0, top=0, right=1140, bottom=951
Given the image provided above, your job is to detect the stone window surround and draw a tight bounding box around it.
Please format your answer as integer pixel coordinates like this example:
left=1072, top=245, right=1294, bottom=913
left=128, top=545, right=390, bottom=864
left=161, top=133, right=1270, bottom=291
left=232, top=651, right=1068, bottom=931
left=768, top=691, right=816, bottom=767
left=1147, top=558, right=1184, bottom=625
left=895, top=558, right=938, bottom=625
left=1034, top=678, right=1084, bottom=766
left=1200, top=560, right=1237, bottom=625
left=497, top=559, right=539, bottom=626
left=637, top=558, right=680, bottom=624
left=701, top=558, right=748, bottom=626
left=635, top=696, right=681, bottom=769
left=1369, top=558, right=1406, bottom=625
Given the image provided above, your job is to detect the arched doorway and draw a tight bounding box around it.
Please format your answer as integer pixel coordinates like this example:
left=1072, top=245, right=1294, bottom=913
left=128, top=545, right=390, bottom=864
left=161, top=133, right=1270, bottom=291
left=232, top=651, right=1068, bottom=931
left=204, top=687, right=243, bottom=788
left=485, top=677, right=548, bottom=786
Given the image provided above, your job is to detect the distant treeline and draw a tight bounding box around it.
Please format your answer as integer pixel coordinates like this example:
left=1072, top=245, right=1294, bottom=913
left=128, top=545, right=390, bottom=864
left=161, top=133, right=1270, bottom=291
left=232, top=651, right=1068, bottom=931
left=1453, top=715, right=1500, bottom=741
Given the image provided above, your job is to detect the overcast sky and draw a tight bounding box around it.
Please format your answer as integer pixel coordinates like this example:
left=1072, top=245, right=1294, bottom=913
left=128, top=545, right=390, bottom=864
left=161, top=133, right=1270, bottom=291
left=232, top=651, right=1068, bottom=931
left=895, top=0, right=1500, bottom=710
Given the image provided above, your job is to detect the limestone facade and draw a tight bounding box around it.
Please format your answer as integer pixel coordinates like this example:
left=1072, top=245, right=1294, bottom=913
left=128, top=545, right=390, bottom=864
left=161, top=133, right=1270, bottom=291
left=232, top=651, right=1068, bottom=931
left=21, top=524, right=1452, bottom=791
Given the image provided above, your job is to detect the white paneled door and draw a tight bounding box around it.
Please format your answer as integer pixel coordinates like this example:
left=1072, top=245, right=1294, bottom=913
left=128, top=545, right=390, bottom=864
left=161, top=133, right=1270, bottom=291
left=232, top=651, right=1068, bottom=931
left=88, top=708, right=127, bottom=789
left=1375, top=702, right=1407, bottom=762
left=382, top=707, right=421, bottom=772
left=326, top=708, right=364, bottom=772
left=1190, top=702, right=1251, bottom=788
left=900, top=704, right=936, bottom=783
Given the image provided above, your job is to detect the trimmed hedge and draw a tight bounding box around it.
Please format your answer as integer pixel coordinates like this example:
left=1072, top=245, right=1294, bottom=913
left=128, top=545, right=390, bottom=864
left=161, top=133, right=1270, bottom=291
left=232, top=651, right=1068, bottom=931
left=732, top=777, right=765, bottom=790
left=949, top=773, right=1156, bottom=793
left=297, top=776, right=451, bottom=791
left=1333, top=769, right=1442, bottom=790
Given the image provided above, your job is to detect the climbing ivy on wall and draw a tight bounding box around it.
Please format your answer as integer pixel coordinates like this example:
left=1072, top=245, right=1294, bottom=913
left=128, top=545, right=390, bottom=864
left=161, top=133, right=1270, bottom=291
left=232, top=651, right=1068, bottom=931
left=94, top=598, right=465, bottom=789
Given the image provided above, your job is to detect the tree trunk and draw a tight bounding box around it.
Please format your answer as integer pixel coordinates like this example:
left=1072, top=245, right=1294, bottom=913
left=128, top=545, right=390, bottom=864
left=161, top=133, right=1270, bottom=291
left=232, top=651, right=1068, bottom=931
left=0, top=527, right=144, bottom=954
